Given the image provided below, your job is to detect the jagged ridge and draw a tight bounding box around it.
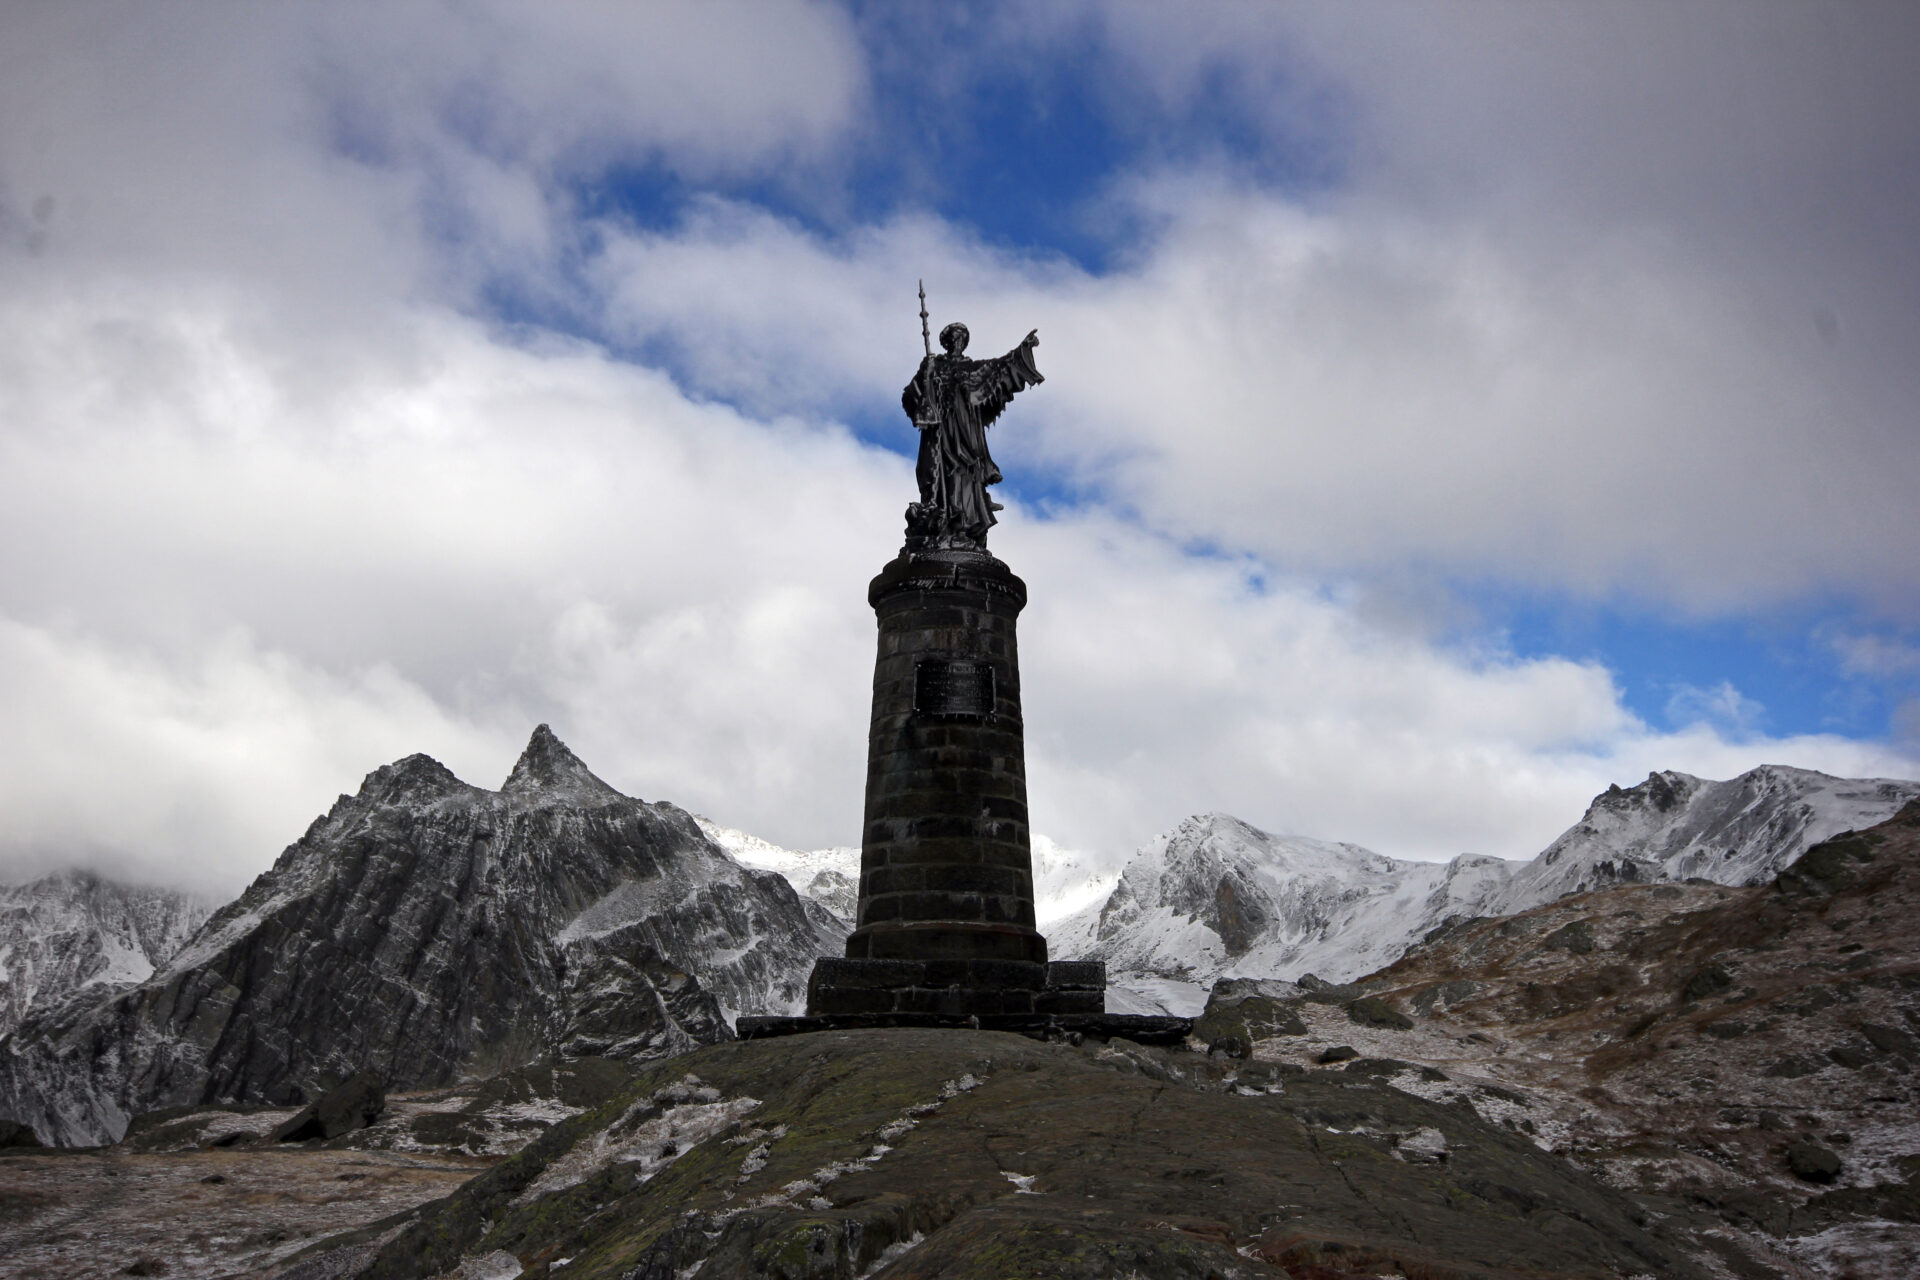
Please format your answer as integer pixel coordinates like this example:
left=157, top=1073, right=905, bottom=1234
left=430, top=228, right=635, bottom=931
left=0, top=726, right=846, bottom=1146
left=1057, top=765, right=1919, bottom=1014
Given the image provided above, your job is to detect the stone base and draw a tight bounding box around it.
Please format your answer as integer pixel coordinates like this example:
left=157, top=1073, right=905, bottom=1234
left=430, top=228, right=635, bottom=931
left=736, top=1012, right=1194, bottom=1047
left=805, top=957, right=1106, bottom=1017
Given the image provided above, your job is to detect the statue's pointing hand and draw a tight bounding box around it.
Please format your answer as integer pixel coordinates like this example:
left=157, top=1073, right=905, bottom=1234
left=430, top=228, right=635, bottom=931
left=1024, top=329, right=1039, bottom=348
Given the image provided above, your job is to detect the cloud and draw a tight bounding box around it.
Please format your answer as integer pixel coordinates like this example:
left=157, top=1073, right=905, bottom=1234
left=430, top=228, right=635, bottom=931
left=1827, top=630, right=1920, bottom=679
left=15, top=3, right=1913, bottom=615
left=799, top=5, right=1920, bottom=612
left=3, top=281, right=1913, bottom=899
left=1663, top=681, right=1768, bottom=738
left=2, top=3, right=1917, bottom=903
left=1895, top=701, right=1920, bottom=755
left=0, top=617, right=508, bottom=896
left=583, top=181, right=1920, bottom=612
left=0, top=2, right=866, bottom=319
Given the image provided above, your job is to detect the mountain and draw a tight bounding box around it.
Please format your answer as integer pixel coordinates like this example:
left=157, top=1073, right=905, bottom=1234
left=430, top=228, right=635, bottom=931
left=1485, top=764, right=1920, bottom=912
left=0, top=727, right=846, bottom=1147
left=1187, top=799, right=1920, bottom=1280
left=1058, top=765, right=1920, bottom=1015
left=696, top=818, right=859, bottom=922
left=696, top=823, right=1115, bottom=928
left=0, top=871, right=214, bottom=1039
left=1048, top=814, right=1514, bottom=1014
left=9, top=818, right=1918, bottom=1279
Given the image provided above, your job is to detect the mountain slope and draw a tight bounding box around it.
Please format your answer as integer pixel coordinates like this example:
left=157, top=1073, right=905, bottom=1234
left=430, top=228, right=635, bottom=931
left=697, top=822, right=1114, bottom=929
left=1196, top=798, right=1920, bottom=1279
left=1048, top=814, right=1512, bottom=1012
left=1486, top=764, right=1920, bottom=913
left=696, top=819, right=859, bottom=922
left=0, top=872, right=214, bottom=1038
left=0, top=727, right=846, bottom=1146
left=1058, top=765, right=1919, bottom=1014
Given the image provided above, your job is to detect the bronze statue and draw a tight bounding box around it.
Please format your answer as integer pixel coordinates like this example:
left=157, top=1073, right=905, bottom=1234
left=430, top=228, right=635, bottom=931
left=901, top=282, right=1042, bottom=551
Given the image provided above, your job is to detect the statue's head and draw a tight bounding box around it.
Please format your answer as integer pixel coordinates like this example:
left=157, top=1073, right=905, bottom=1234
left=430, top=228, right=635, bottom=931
left=939, top=322, right=970, bottom=354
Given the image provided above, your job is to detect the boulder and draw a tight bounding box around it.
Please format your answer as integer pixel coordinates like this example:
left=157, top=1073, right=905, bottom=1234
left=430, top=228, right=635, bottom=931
left=1680, top=962, right=1733, bottom=1003
left=1346, top=996, right=1413, bottom=1030
left=273, top=1071, right=386, bottom=1143
left=1786, top=1142, right=1843, bottom=1184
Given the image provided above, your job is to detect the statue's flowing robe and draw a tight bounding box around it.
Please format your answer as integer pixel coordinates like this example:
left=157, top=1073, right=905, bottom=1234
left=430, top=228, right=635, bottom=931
left=901, top=336, right=1043, bottom=541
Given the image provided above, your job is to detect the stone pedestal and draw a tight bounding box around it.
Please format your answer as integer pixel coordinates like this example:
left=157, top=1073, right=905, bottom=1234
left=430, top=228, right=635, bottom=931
left=802, top=549, right=1103, bottom=1019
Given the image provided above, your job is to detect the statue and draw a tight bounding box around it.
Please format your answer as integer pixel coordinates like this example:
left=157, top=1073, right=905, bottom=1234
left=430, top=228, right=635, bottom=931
left=901, top=282, right=1042, bottom=551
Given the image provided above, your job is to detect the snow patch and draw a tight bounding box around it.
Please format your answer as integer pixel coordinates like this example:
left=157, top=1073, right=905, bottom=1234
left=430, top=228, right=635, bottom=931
left=514, top=1076, right=757, bottom=1204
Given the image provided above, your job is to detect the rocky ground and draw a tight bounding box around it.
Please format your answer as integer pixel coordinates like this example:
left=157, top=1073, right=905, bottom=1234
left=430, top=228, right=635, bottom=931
left=4, top=1027, right=1704, bottom=1280
left=273, top=1027, right=1700, bottom=1280
left=1198, top=800, right=1920, bottom=1278
left=0, top=1058, right=635, bottom=1278
left=0, top=1142, right=489, bottom=1278
left=3, top=805, right=1912, bottom=1278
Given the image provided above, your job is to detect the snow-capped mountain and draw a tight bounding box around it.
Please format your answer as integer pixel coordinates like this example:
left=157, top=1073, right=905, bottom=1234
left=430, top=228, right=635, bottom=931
left=697, top=822, right=1115, bottom=929
left=697, top=819, right=859, bottom=922
left=1484, top=765, right=1920, bottom=914
left=1030, top=832, right=1122, bottom=924
left=1059, top=764, right=1920, bottom=1015
left=1048, top=814, right=1513, bottom=1014
left=0, top=727, right=846, bottom=1147
left=0, top=872, right=214, bottom=1038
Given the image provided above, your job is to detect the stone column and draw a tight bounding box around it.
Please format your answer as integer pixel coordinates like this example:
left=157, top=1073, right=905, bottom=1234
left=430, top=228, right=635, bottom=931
left=805, top=549, right=1103, bottom=1018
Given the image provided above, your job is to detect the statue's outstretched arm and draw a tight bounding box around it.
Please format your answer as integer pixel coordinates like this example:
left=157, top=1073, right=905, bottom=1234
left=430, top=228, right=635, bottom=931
left=968, top=333, right=1044, bottom=427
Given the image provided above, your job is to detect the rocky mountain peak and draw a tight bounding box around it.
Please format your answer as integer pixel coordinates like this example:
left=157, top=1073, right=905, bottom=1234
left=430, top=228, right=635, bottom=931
left=503, top=724, right=622, bottom=803
left=354, top=752, right=472, bottom=807
left=0, top=729, right=848, bottom=1146
left=1596, top=768, right=1700, bottom=816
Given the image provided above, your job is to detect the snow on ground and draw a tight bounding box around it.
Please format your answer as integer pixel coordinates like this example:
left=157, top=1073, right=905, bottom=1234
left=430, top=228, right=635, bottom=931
left=1105, top=972, right=1210, bottom=1017
left=514, top=1074, right=757, bottom=1203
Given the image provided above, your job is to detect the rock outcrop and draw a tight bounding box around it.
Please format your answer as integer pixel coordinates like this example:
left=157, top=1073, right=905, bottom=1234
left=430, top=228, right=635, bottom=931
left=0, top=726, right=846, bottom=1146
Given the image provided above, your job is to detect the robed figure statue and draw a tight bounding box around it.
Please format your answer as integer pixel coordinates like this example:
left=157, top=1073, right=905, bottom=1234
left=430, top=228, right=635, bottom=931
left=901, top=317, right=1042, bottom=551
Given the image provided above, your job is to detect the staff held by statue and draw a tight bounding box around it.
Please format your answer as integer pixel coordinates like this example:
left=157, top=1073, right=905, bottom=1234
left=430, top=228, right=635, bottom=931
left=915, top=280, right=944, bottom=503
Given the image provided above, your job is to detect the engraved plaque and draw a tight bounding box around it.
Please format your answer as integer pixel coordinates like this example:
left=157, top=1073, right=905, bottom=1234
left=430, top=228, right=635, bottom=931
left=914, top=659, right=995, bottom=719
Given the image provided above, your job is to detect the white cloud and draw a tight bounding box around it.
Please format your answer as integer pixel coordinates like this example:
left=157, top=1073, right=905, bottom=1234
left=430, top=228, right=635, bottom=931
left=583, top=183, right=1920, bottom=611
left=1827, top=630, right=1920, bottom=679
left=3, top=284, right=1913, bottom=898
left=803, top=5, right=1920, bottom=612
left=0, top=617, right=509, bottom=896
left=1663, top=681, right=1768, bottom=739
left=2, top=3, right=1916, bottom=903
left=0, top=2, right=865, bottom=321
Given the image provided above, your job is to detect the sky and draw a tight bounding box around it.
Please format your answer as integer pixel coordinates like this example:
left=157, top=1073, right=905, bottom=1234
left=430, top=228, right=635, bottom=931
left=2, top=1, right=1918, bottom=897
